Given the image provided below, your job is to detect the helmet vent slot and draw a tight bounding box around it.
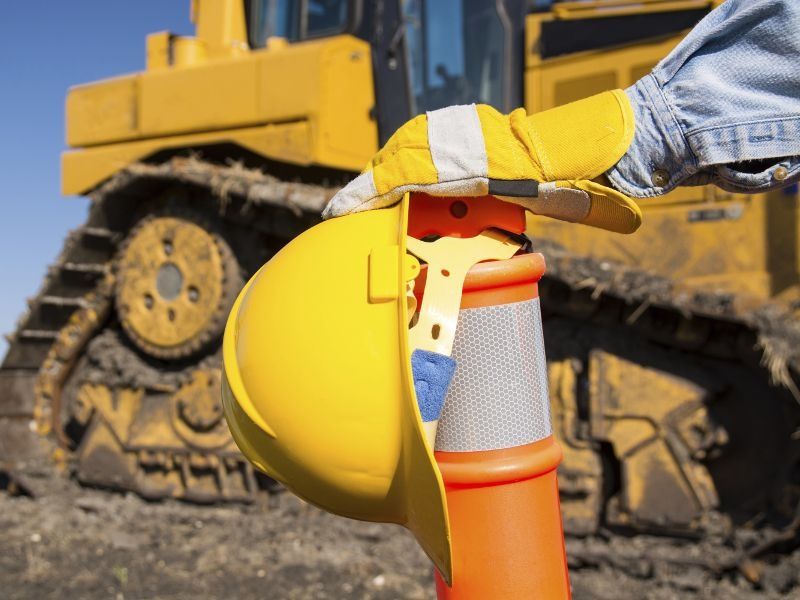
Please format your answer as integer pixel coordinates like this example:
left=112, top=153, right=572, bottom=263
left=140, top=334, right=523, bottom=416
left=449, top=201, right=468, bottom=219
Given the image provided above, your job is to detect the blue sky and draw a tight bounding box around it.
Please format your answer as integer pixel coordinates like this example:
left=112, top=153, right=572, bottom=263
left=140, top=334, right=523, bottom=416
left=0, top=2, right=193, bottom=357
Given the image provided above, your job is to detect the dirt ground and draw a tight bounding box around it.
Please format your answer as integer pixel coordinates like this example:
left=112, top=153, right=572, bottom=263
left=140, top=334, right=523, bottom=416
left=0, top=475, right=790, bottom=600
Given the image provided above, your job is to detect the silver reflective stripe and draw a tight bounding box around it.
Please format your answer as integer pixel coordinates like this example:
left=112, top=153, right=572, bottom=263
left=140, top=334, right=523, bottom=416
left=434, top=298, right=551, bottom=452
left=427, top=104, right=488, bottom=183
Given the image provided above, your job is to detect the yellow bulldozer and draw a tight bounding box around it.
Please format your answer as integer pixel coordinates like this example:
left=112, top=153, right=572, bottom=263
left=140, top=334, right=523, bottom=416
left=2, top=0, right=799, bottom=589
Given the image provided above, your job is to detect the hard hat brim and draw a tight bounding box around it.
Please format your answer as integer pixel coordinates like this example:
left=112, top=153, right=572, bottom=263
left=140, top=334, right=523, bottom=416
left=395, top=195, right=452, bottom=584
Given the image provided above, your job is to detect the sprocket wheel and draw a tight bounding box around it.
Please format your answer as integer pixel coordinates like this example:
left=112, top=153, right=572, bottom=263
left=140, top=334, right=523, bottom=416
left=114, top=209, right=243, bottom=360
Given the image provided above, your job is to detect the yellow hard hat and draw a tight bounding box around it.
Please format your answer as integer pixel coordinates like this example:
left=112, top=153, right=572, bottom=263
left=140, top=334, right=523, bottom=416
left=222, top=193, right=524, bottom=584
left=221, top=197, right=453, bottom=579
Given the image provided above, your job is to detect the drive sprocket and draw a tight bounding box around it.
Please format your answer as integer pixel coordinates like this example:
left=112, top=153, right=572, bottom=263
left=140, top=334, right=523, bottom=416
left=114, top=208, right=242, bottom=360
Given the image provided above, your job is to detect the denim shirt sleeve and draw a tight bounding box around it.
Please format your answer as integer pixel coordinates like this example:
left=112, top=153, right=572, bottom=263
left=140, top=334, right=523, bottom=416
left=606, top=0, right=800, bottom=198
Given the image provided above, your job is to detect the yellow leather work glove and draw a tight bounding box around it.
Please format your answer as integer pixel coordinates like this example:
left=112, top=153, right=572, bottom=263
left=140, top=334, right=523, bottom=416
left=323, top=90, right=641, bottom=234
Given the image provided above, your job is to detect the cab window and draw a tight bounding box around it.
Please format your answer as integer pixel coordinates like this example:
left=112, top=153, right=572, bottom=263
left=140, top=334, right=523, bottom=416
left=307, top=0, right=349, bottom=37
left=248, top=0, right=350, bottom=47
left=403, top=0, right=508, bottom=114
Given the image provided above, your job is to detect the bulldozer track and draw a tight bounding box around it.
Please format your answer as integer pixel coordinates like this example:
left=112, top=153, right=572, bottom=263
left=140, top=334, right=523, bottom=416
left=0, top=156, right=336, bottom=503
left=1, top=156, right=799, bottom=591
left=535, top=238, right=800, bottom=396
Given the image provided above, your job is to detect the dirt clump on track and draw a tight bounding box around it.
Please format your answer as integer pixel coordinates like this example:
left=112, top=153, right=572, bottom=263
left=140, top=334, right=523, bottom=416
left=0, top=478, right=786, bottom=600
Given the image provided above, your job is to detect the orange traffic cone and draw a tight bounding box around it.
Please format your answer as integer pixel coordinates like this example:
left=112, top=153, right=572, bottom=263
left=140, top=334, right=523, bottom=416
left=409, top=194, right=570, bottom=599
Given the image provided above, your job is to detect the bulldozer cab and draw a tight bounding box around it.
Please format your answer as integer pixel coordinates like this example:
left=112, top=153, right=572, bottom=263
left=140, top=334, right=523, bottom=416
left=241, top=0, right=716, bottom=144
left=243, top=0, right=528, bottom=142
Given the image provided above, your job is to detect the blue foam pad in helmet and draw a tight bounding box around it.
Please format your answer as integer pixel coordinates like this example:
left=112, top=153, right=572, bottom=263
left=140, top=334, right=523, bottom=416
left=411, top=349, right=457, bottom=422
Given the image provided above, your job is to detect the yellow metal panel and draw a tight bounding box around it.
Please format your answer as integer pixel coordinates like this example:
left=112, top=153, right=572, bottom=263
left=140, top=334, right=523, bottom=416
left=194, top=0, right=248, bottom=59
left=553, top=72, right=617, bottom=108
left=529, top=191, right=777, bottom=298
left=66, top=76, right=139, bottom=147
left=172, top=37, right=208, bottom=67
left=525, top=13, right=684, bottom=112
left=765, top=189, right=800, bottom=296
left=316, top=39, right=379, bottom=169
left=65, top=34, right=375, bottom=169
left=236, top=120, right=317, bottom=165
left=139, top=57, right=261, bottom=136
left=253, top=41, right=323, bottom=121
left=62, top=121, right=314, bottom=196
left=588, top=350, right=720, bottom=526
left=146, top=32, right=171, bottom=70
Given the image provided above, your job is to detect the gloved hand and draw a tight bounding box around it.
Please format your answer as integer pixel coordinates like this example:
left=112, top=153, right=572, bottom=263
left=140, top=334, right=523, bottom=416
left=323, top=90, right=642, bottom=234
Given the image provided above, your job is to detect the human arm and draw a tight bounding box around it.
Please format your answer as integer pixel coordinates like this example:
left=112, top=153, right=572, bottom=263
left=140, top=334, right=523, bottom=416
left=607, top=0, right=800, bottom=197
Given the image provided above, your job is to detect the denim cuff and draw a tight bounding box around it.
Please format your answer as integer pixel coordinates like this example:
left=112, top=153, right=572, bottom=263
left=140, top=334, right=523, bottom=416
left=606, top=75, right=696, bottom=198
left=607, top=74, right=800, bottom=197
